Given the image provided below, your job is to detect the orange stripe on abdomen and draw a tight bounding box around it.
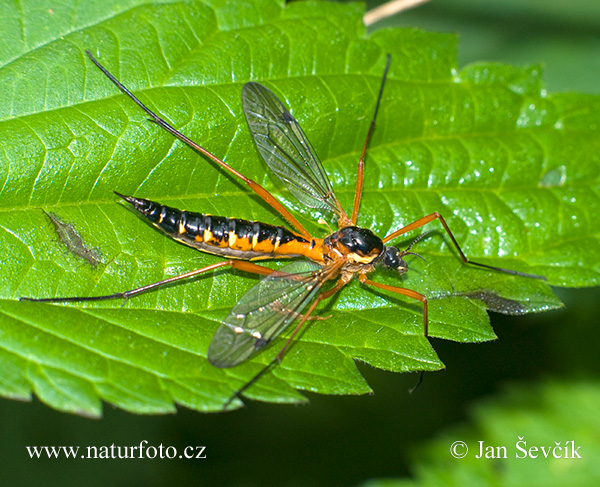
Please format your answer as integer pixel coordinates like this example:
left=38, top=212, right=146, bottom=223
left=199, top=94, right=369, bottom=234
left=119, top=195, right=323, bottom=261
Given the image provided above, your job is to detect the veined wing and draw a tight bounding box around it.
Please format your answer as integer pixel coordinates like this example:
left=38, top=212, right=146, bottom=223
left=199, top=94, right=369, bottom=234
left=242, top=82, right=342, bottom=216
left=208, top=261, right=334, bottom=368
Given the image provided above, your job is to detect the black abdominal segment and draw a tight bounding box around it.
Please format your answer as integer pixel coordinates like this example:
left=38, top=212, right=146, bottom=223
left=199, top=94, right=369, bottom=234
left=115, top=193, right=308, bottom=260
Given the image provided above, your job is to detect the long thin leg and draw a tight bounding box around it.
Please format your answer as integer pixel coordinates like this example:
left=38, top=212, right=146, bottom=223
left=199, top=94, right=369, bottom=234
left=86, top=51, right=312, bottom=241
left=383, top=212, right=546, bottom=280
left=224, top=279, right=347, bottom=410
left=351, top=54, right=391, bottom=225
left=20, top=260, right=275, bottom=304
left=359, top=275, right=429, bottom=394
left=358, top=274, right=428, bottom=335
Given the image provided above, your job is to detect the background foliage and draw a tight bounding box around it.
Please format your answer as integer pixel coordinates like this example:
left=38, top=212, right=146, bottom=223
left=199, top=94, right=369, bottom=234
left=1, top=0, right=599, bottom=485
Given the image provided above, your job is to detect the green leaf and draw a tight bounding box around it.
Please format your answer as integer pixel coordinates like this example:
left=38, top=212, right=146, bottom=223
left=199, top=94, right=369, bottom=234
left=361, top=380, right=600, bottom=486
left=0, top=0, right=596, bottom=415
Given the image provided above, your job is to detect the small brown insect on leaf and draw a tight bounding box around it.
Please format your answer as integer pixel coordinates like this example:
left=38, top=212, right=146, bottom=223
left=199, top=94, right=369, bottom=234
left=43, top=210, right=104, bottom=268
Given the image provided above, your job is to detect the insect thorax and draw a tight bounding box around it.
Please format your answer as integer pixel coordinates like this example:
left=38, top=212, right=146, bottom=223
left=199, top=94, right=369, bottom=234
left=323, top=226, right=384, bottom=268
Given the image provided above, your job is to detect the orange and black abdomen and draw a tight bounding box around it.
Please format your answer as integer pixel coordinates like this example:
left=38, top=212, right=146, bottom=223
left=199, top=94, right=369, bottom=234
left=115, top=193, right=324, bottom=262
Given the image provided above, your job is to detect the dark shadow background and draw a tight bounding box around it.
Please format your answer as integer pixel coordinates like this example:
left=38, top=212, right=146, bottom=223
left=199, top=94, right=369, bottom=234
left=2, top=1, right=598, bottom=485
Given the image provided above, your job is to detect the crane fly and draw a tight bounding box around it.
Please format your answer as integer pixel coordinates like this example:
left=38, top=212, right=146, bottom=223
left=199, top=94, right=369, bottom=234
left=22, top=51, right=546, bottom=409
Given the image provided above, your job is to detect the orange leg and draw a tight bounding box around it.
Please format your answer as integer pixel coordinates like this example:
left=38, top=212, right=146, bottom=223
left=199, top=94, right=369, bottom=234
left=273, top=279, right=347, bottom=361
left=351, top=54, right=391, bottom=226
left=360, top=275, right=429, bottom=394
left=86, top=51, right=312, bottom=241
left=359, top=274, right=429, bottom=335
left=224, top=278, right=347, bottom=410
left=383, top=212, right=546, bottom=280
left=20, top=260, right=275, bottom=305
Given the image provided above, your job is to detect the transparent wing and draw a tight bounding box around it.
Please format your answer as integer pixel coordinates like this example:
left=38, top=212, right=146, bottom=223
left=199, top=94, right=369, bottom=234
left=242, top=82, right=342, bottom=216
left=208, top=261, right=331, bottom=368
